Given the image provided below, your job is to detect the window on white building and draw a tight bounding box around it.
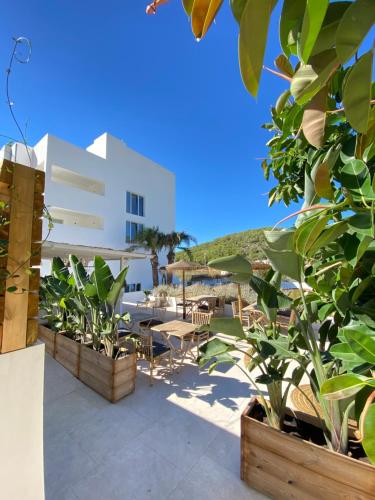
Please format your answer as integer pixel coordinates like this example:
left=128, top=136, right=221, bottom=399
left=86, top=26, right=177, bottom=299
left=125, top=283, right=141, bottom=293
left=126, top=221, right=144, bottom=243
left=126, top=191, right=144, bottom=216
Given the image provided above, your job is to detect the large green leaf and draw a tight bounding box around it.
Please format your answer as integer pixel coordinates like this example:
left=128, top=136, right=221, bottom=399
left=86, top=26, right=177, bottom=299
left=249, top=275, right=291, bottom=310
left=330, top=342, right=364, bottom=364
left=51, top=257, right=70, bottom=282
left=299, top=0, right=329, bottom=63
left=264, top=247, right=302, bottom=281
left=347, top=213, right=373, bottom=236
left=107, top=266, right=129, bottom=308
left=266, top=235, right=300, bottom=273
left=199, top=337, right=233, bottom=358
left=321, top=373, right=369, bottom=400
left=69, top=254, right=89, bottom=290
left=310, top=1, right=352, bottom=56
left=230, top=0, right=247, bottom=23
left=191, top=0, right=224, bottom=39
left=301, top=86, right=327, bottom=149
left=92, top=256, right=113, bottom=302
left=291, top=49, right=339, bottom=105
left=336, top=0, right=375, bottom=64
left=208, top=254, right=252, bottom=275
left=363, top=403, right=375, bottom=465
left=294, top=215, right=330, bottom=256
left=307, top=220, right=348, bottom=257
left=239, top=0, right=277, bottom=97
left=340, top=159, right=375, bottom=199
left=279, top=0, right=307, bottom=57
left=264, top=229, right=294, bottom=251
left=311, top=159, right=334, bottom=199
left=344, top=326, right=375, bottom=364
left=210, top=317, right=246, bottom=339
left=342, top=50, right=373, bottom=134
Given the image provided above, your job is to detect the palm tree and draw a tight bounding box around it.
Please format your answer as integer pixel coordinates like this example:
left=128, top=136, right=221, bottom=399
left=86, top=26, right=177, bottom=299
left=163, top=231, right=197, bottom=284
left=133, top=227, right=164, bottom=287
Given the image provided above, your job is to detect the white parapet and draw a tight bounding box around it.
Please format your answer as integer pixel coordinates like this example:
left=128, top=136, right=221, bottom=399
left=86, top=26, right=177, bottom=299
left=0, top=343, right=45, bottom=500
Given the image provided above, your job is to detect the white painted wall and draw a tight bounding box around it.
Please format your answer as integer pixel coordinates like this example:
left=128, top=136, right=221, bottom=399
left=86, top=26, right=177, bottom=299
left=0, top=343, right=45, bottom=500
left=3, top=133, right=175, bottom=289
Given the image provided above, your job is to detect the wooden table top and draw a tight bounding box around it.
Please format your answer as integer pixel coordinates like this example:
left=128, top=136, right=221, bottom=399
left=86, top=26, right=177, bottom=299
left=151, top=319, right=197, bottom=338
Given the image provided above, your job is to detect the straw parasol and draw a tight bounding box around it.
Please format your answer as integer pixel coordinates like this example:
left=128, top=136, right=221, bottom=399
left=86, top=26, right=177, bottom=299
left=165, top=260, right=207, bottom=319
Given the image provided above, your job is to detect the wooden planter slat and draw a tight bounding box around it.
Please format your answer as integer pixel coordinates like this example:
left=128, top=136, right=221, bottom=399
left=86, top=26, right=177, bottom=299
left=38, top=325, right=56, bottom=356
left=79, top=345, right=136, bottom=403
left=0, top=160, right=44, bottom=353
left=55, top=334, right=80, bottom=377
left=241, top=400, right=375, bottom=499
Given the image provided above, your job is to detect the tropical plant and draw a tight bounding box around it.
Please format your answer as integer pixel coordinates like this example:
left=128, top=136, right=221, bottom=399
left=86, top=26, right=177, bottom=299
left=132, top=226, right=165, bottom=287
left=69, top=255, right=130, bottom=357
left=163, top=231, right=197, bottom=282
left=321, top=324, right=375, bottom=464
left=200, top=257, right=306, bottom=430
left=39, top=257, right=84, bottom=338
left=147, top=0, right=375, bottom=462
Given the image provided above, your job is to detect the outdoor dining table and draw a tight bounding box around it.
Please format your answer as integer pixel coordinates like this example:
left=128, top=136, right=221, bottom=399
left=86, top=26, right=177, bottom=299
left=150, top=319, right=198, bottom=369
left=179, top=294, right=217, bottom=315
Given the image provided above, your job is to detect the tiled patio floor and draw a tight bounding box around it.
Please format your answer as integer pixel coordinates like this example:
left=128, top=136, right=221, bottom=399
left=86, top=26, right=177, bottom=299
left=43, top=345, right=268, bottom=500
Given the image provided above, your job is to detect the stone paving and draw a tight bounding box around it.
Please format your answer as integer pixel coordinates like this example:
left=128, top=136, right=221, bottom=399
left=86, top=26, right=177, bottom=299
left=43, top=342, right=267, bottom=500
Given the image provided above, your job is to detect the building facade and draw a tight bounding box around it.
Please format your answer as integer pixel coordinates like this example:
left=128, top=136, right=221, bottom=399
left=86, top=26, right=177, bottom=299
left=1, top=133, right=176, bottom=290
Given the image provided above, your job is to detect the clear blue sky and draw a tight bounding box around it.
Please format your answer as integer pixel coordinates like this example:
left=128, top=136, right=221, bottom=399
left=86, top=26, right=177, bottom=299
left=0, top=0, right=294, bottom=244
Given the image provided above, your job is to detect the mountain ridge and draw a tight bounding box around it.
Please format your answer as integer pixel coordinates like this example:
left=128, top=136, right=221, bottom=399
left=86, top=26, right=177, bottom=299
left=176, top=227, right=270, bottom=264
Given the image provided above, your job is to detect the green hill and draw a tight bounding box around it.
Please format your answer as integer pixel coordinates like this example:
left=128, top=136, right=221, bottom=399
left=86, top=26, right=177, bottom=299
left=176, top=227, right=270, bottom=264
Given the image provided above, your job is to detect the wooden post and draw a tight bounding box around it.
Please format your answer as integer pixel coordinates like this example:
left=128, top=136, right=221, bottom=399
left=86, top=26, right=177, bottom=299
left=0, top=161, right=44, bottom=353
left=182, top=269, right=186, bottom=320
left=238, top=283, right=243, bottom=323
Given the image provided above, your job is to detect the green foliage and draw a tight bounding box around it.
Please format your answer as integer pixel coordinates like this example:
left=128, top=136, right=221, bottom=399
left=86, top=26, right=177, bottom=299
left=41, top=255, right=130, bottom=358
left=164, top=0, right=375, bottom=463
left=176, top=227, right=269, bottom=263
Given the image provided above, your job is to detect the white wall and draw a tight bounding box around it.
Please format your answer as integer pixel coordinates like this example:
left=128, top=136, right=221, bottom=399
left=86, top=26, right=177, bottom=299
left=31, top=133, right=175, bottom=289
left=0, top=344, right=45, bottom=500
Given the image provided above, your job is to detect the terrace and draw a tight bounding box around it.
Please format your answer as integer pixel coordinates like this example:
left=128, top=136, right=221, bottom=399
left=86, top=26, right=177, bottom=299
left=43, top=333, right=265, bottom=500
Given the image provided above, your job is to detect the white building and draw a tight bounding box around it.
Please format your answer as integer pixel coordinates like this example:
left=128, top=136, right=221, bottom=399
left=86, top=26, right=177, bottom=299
left=1, top=133, right=176, bottom=290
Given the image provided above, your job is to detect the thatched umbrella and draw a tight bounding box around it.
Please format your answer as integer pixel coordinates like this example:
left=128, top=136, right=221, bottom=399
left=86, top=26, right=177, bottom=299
left=207, top=256, right=271, bottom=322
left=165, top=260, right=207, bottom=319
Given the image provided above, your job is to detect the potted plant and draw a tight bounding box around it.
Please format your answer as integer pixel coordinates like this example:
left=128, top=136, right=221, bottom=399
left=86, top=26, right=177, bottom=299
left=39, top=255, right=137, bottom=402
left=70, top=255, right=137, bottom=402
left=146, top=0, right=375, bottom=496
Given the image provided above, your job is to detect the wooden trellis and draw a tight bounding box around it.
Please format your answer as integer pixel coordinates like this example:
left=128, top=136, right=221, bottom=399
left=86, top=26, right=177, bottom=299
left=0, top=159, right=45, bottom=353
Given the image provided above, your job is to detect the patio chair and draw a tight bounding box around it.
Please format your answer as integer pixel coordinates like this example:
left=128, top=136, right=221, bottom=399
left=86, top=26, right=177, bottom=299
left=175, top=297, right=193, bottom=318
left=231, top=300, right=249, bottom=318
left=137, top=331, right=173, bottom=385
left=214, top=296, right=225, bottom=316
left=190, top=311, right=213, bottom=357
left=197, top=297, right=217, bottom=314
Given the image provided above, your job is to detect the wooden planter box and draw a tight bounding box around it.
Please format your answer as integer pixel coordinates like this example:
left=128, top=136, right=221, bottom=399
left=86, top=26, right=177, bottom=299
left=79, top=343, right=136, bottom=403
left=241, top=399, right=375, bottom=499
left=38, top=324, right=137, bottom=402
left=38, top=324, right=56, bottom=357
